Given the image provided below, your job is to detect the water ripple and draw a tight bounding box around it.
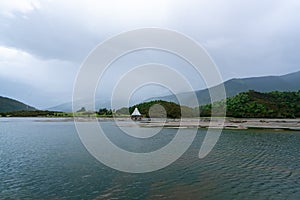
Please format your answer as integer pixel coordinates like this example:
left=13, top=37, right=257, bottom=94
left=1, top=121, right=300, bottom=199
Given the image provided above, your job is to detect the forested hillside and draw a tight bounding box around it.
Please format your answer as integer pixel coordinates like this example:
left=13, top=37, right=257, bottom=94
left=117, top=100, right=196, bottom=118
left=200, top=90, right=300, bottom=118
left=0, top=96, right=36, bottom=112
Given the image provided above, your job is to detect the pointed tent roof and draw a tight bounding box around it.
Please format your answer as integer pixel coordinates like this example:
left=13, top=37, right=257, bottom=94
left=131, top=107, right=141, bottom=116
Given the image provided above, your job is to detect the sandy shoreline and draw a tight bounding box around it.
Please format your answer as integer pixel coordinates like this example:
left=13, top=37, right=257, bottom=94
left=28, top=117, right=300, bottom=131
left=135, top=118, right=300, bottom=131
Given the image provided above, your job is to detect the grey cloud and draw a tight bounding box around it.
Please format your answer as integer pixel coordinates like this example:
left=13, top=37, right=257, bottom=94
left=0, top=9, right=101, bottom=62
left=0, top=0, right=299, bottom=108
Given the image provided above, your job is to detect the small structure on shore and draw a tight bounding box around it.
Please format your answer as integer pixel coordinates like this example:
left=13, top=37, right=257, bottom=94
left=131, top=107, right=142, bottom=121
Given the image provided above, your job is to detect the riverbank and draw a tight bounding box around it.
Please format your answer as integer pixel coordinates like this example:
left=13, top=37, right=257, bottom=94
left=133, top=118, right=300, bottom=131
left=27, top=117, right=300, bottom=131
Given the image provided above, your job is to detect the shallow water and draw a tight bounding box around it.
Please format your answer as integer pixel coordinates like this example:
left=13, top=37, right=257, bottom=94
left=1, top=118, right=300, bottom=199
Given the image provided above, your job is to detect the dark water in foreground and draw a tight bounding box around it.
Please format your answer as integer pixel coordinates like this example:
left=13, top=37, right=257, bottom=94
left=1, top=118, right=300, bottom=199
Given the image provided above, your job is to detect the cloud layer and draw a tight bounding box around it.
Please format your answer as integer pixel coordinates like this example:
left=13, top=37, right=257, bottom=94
left=0, top=0, right=299, bottom=108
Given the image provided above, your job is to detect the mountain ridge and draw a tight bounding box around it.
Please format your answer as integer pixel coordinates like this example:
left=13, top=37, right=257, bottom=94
left=30, top=70, right=300, bottom=112
left=146, top=70, right=300, bottom=107
left=0, top=96, right=36, bottom=113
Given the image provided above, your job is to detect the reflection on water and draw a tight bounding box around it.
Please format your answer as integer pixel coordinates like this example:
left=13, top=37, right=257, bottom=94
left=0, top=118, right=300, bottom=199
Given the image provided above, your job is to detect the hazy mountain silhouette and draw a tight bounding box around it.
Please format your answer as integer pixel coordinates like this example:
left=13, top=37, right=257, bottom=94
left=47, top=98, right=112, bottom=112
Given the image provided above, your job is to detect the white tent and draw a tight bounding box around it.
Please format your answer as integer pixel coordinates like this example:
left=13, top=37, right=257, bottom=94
left=131, top=107, right=141, bottom=116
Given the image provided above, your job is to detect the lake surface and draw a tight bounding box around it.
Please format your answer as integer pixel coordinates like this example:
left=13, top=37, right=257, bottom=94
left=1, top=118, right=300, bottom=199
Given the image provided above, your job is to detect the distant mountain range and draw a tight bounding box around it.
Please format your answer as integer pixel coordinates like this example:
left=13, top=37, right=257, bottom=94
left=48, top=70, right=300, bottom=111
left=1, top=71, right=299, bottom=113
left=146, top=70, right=300, bottom=107
left=0, top=96, right=36, bottom=113
left=47, top=99, right=112, bottom=112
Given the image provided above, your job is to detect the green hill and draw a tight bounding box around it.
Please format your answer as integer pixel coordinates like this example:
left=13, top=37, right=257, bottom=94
left=117, top=100, right=197, bottom=118
left=200, top=90, right=300, bottom=118
left=0, top=96, right=36, bottom=113
left=118, top=91, right=300, bottom=119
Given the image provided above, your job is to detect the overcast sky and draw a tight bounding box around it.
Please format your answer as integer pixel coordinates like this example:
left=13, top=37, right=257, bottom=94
left=0, top=0, right=299, bottom=109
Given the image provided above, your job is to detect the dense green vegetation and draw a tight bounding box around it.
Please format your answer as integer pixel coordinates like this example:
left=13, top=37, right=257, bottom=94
left=0, top=110, right=99, bottom=117
left=97, top=108, right=113, bottom=117
left=200, top=90, right=300, bottom=118
left=117, top=100, right=197, bottom=118
left=0, top=110, right=63, bottom=117
left=0, top=96, right=36, bottom=112
left=130, top=100, right=181, bottom=118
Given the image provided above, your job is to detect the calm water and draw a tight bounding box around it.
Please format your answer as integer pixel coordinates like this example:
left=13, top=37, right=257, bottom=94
left=1, top=118, right=300, bottom=199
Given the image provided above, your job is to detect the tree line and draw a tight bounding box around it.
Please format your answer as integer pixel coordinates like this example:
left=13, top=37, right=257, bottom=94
left=200, top=90, right=300, bottom=118
left=1, top=90, right=299, bottom=118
